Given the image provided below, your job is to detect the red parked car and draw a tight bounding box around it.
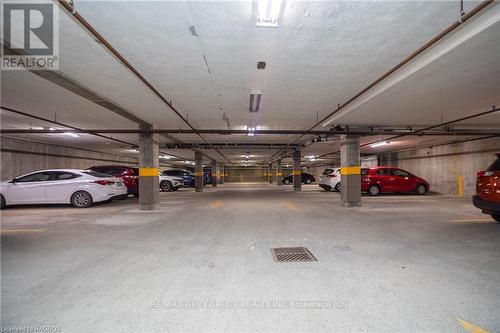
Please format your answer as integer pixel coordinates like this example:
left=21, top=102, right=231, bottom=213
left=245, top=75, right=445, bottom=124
left=361, top=166, right=429, bottom=196
left=88, top=165, right=139, bottom=196
left=473, top=153, right=500, bottom=222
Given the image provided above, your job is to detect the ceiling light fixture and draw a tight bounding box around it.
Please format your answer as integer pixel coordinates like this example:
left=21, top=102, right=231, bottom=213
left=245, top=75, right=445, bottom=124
left=370, top=141, right=390, bottom=148
left=63, top=132, right=79, bottom=138
left=247, top=126, right=256, bottom=136
left=256, top=0, right=283, bottom=27
left=249, top=89, right=262, bottom=113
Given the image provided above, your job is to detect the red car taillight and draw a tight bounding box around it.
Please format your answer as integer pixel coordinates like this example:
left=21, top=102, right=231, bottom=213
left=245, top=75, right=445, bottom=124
left=94, top=180, right=115, bottom=185
left=327, top=174, right=337, bottom=178
left=478, top=171, right=494, bottom=177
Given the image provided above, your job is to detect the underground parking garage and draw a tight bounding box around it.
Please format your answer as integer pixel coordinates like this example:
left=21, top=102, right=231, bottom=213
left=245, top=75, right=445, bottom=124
left=1, top=0, right=500, bottom=331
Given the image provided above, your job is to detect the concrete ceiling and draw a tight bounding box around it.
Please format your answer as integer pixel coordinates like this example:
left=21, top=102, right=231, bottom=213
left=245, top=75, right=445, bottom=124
left=1, top=0, right=499, bottom=165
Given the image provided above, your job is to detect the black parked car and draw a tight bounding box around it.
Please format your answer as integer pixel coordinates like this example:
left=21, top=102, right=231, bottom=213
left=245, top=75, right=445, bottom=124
left=282, top=173, right=316, bottom=185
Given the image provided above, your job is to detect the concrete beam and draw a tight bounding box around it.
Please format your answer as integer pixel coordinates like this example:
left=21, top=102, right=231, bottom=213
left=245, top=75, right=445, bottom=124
left=340, top=135, right=361, bottom=207
left=322, top=2, right=500, bottom=126
left=138, top=124, right=159, bottom=210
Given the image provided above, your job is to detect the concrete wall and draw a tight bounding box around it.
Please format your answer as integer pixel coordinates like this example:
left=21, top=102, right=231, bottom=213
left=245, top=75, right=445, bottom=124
left=379, top=137, right=500, bottom=196
left=0, top=137, right=170, bottom=181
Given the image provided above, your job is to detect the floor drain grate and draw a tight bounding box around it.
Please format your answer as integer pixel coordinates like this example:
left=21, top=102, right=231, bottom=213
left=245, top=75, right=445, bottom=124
left=271, top=247, right=317, bottom=262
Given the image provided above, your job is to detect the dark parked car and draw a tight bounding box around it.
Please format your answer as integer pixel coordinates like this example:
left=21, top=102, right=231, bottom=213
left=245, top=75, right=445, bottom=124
left=282, top=173, right=316, bottom=185
left=89, top=165, right=139, bottom=196
left=162, top=169, right=195, bottom=187
left=361, top=166, right=429, bottom=196
left=473, top=153, right=500, bottom=222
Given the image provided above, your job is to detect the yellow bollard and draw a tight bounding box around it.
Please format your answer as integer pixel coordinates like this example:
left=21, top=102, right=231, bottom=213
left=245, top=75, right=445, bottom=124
left=458, top=175, right=464, bottom=196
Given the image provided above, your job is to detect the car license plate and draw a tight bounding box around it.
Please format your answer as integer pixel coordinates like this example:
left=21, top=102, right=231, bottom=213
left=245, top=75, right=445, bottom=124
left=117, top=181, right=122, bottom=186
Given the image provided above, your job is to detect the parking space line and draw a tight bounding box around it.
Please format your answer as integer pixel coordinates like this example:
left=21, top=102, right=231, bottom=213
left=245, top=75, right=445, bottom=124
left=282, top=201, right=300, bottom=211
left=457, top=318, right=490, bottom=333
left=210, top=200, right=224, bottom=208
left=451, top=218, right=494, bottom=223
left=0, top=228, right=47, bottom=234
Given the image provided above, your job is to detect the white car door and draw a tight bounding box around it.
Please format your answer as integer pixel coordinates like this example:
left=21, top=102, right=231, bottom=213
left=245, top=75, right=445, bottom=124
left=43, top=171, right=82, bottom=203
left=7, top=171, right=52, bottom=204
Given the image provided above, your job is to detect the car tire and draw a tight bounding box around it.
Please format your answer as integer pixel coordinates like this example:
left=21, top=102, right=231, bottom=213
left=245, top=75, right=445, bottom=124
left=160, top=181, right=172, bottom=192
left=492, top=214, right=500, bottom=223
left=132, top=193, right=139, bottom=197
left=284, top=179, right=290, bottom=185
left=71, top=191, right=93, bottom=208
left=335, top=182, right=342, bottom=192
left=416, top=184, right=427, bottom=195
left=368, top=185, right=380, bottom=196
left=0, top=194, right=6, bottom=209
left=172, top=187, right=180, bottom=191
left=306, top=179, right=312, bottom=184
left=116, top=194, right=128, bottom=200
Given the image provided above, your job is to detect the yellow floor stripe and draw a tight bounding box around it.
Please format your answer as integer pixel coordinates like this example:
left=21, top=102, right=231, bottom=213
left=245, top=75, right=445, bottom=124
left=210, top=200, right=224, bottom=208
left=457, top=318, right=490, bottom=333
left=282, top=202, right=300, bottom=211
left=1, top=228, right=47, bottom=234
left=451, top=218, right=494, bottom=223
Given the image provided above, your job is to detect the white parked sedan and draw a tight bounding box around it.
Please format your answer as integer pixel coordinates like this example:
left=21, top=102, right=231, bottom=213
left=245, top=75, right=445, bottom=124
left=0, top=169, right=127, bottom=209
left=319, top=167, right=341, bottom=191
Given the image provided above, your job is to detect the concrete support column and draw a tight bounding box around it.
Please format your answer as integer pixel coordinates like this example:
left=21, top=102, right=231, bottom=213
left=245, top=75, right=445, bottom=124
left=268, top=163, right=273, bottom=183
left=292, top=150, right=301, bottom=192
left=340, top=135, right=361, bottom=207
left=220, top=163, right=224, bottom=184
left=276, top=160, right=282, bottom=186
left=194, top=151, right=203, bottom=192
left=138, top=124, right=159, bottom=210
left=211, top=160, right=217, bottom=187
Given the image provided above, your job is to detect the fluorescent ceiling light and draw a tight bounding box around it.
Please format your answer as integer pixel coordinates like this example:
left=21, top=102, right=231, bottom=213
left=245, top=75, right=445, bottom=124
left=257, top=0, right=283, bottom=27
left=370, top=141, right=390, bottom=148
left=247, top=126, right=256, bottom=136
left=249, top=89, right=262, bottom=112
left=160, top=155, right=172, bottom=159
left=49, top=127, right=55, bottom=131
left=63, top=132, right=79, bottom=138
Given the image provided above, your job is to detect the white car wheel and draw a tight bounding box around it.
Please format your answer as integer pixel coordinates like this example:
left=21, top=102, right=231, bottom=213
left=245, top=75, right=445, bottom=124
left=71, top=191, right=93, bottom=208
left=160, top=181, right=172, bottom=192
left=335, top=182, right=342, bottom=192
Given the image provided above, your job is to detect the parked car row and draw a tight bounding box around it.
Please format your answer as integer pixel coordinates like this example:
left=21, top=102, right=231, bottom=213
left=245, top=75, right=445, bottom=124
left=0, top=166, right=193, bottom=209
left=318, top=166, right=429, bottom=196
left=0, top=169, right=128, bottom=208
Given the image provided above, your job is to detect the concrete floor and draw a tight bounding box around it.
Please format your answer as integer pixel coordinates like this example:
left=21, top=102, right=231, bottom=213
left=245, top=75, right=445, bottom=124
left=1, top=183, right=499, bottom=332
